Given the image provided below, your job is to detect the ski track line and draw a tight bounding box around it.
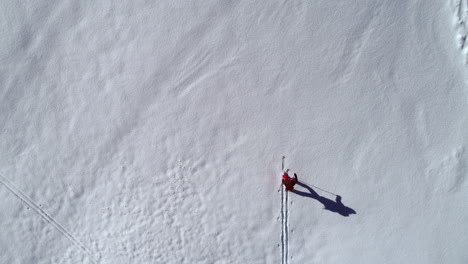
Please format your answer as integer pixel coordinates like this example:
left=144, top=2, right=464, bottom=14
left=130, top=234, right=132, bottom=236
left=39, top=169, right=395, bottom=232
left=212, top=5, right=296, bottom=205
left=280, top=155, right=289, bottom=264
left=0, top=174, right=99, bottom=264
left=280, top=188, right=289, bottom=264
left=285, top=190, right=289, bottom=264
left=281, top=187, right=285, bottom=264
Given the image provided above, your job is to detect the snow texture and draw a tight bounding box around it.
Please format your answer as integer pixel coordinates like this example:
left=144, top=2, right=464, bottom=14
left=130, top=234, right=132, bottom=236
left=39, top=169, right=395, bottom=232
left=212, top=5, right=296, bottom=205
left=0, top=0, right=467, bottom=263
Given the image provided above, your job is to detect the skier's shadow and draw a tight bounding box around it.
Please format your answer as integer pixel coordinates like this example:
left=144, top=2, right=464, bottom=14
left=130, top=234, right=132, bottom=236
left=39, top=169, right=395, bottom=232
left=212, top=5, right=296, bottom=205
left=291, top=182, right=357, bottom=217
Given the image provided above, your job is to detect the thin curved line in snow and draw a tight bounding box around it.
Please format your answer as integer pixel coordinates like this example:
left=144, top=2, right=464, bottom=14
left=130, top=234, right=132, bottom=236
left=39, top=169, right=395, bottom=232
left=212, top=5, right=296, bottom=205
left=0, top=173, right=99, bottom=264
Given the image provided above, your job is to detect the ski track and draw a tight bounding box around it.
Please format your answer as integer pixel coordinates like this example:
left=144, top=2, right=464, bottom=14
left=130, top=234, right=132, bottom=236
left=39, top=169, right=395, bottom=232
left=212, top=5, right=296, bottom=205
left=281, top=187, right=289, bottom=264
left=280, top=156, right=289, bottom=264
left=285, top=190, right=289, bottom=264
left=281, top=187, right=284, bottom=264
left=0, top=173, right=99, bottom=264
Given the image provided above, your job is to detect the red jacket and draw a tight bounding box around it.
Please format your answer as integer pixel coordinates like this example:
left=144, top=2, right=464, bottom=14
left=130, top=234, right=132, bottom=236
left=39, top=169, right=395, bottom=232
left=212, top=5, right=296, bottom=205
left=282, top=174, right=297, bottom=191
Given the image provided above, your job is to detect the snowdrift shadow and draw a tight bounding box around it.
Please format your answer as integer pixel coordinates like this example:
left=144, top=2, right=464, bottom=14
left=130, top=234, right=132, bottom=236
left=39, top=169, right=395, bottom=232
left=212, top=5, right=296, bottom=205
left=291, top=182, right=356, bottom=217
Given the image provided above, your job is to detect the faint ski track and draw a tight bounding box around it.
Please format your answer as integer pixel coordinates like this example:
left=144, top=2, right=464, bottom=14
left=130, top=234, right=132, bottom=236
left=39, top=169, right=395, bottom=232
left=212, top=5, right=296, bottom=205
left=280, top=156, right=289, bottom=264
left=280, top=190, right=289, bottom=264
left=0, top=173, right=99, bottom=264
left=284, top=190, right=289, bottom=264
left=280, top=187, right=287, bottom=264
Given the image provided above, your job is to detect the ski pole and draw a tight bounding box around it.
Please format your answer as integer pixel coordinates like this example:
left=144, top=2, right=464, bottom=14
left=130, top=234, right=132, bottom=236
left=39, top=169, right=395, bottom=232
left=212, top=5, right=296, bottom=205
left=299, top=181, right=338, bottom=196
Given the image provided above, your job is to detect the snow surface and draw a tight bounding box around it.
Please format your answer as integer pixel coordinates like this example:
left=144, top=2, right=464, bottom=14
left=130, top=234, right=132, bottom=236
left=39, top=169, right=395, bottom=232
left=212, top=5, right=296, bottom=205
left=0, top=0, right=467, bottom=263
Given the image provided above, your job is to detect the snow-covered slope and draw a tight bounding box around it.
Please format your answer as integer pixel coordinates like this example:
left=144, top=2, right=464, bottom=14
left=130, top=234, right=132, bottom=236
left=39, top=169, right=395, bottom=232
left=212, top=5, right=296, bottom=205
left=1, top=1, right=467, bottom=263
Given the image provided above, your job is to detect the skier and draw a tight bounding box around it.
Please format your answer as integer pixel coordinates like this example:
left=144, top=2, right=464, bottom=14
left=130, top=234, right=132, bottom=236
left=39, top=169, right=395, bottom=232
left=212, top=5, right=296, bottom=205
left=282, top=171, right=298, bottom=191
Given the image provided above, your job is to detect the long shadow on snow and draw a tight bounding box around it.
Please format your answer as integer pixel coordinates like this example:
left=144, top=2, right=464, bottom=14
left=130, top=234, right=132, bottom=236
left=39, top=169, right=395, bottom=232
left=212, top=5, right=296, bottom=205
left=291, top=182, right=356, bottom=217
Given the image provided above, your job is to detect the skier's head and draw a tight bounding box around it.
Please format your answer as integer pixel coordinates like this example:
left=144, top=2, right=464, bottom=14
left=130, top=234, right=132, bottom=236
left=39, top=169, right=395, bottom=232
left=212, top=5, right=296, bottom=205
left=336, top=195, right=342, bottom=204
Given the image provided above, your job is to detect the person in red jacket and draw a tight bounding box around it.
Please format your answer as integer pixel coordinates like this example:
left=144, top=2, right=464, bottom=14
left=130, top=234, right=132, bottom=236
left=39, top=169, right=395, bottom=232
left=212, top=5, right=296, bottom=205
left=282, top=171, right=298, bottom=191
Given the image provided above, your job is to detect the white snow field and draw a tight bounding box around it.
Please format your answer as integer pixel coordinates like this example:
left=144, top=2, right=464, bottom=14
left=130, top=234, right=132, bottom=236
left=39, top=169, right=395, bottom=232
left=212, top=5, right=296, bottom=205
left=1, top=0, right=467, bottom=263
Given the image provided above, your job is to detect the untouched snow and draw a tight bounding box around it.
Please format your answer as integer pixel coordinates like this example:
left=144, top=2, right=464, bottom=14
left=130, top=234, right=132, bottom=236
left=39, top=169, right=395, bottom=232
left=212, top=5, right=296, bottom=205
left=1, top=1, right=467, bottom=263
